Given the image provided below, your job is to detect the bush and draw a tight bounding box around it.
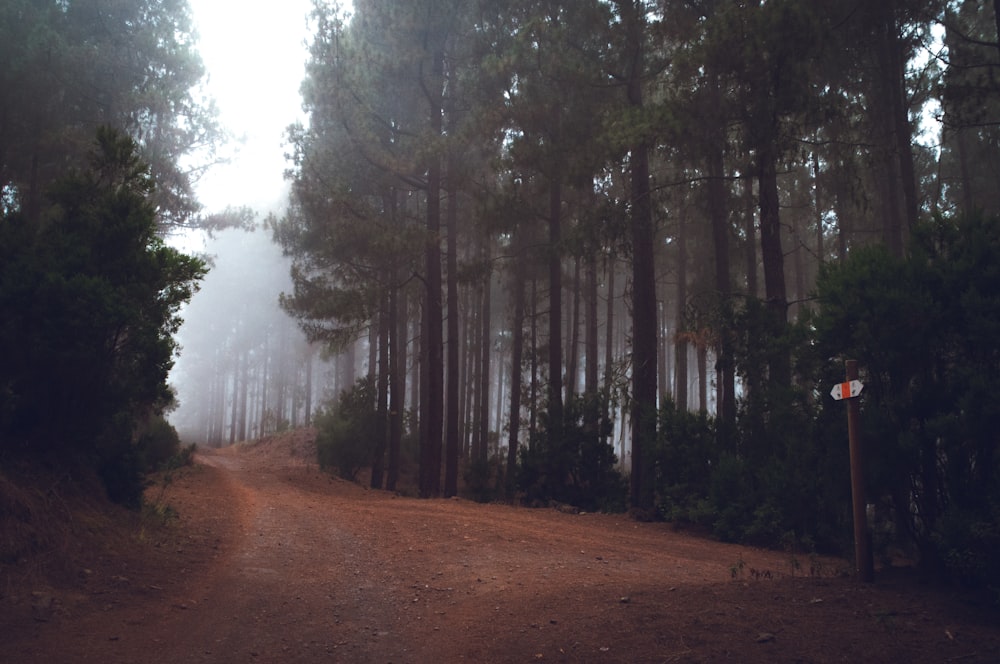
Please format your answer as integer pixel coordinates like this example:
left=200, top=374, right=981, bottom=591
left=315, top=377, right=377, bottom=481
left=0, top=129, right=205, bottom=507
left=933, top=504, right=1000, bottom=602
left=464, top=455, right=502, bottom=503
left=175, top=442, right=197, bottom=468
left=95, top=416, right=145, bottom=510
left=137, top=416, right=183, bottom=471
left=706, top=452, right=753, bottom=542
left=517, top=393, right=627, bottom=512
left=653, top=399, right=717, bottom=525
left=93, top=415, right=195, bottom=510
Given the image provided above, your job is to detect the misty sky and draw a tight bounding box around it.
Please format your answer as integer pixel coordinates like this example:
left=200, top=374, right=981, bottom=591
left=188, top=0, right=315, bottom=213
left=169, top=2, right=323, bottom=427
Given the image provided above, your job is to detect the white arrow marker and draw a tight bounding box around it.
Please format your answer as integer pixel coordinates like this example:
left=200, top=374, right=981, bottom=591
left=830, top=379, right=864, bottom=401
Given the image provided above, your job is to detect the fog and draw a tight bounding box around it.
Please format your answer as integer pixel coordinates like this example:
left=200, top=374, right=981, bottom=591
left=167, top=227, right=332, bottom=445
left=185, top=0, right=314, bottom=212
left=165, top=0, right=325, bottom=444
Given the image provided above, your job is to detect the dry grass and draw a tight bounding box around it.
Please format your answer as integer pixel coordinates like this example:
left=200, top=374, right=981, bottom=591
left=0, top=462, right=147, bottom=601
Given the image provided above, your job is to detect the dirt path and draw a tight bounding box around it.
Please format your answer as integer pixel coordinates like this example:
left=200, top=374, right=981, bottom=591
left=4, top=434, right=999, bottom=663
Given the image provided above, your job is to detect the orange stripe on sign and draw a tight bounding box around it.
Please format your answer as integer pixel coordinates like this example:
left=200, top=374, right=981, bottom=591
left=840, top=382, right=850, bottom=399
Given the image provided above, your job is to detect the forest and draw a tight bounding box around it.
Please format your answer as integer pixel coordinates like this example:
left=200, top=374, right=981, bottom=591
left=1, top=0, right=999, bottom=597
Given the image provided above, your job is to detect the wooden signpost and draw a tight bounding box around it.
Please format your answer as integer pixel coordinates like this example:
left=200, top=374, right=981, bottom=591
left=833, top=360, right=874, bottom=583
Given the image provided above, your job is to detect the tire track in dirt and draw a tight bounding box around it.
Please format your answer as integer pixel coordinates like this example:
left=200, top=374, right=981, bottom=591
left=151, top=450, right=407, bottom=663
left=4, top=450, right=407, bottom=663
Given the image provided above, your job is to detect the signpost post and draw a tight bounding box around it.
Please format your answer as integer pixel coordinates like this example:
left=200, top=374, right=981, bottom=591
left=833, top=360, right=874, bottom=583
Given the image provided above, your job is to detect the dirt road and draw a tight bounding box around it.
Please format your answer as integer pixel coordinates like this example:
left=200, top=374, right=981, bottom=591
left=4, top=433, right=999, bottom=663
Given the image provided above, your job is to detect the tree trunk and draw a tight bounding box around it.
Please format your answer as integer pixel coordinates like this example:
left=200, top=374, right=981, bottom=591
left=419, top=47, right=445, bottom=499
left=743, top=171, right=758, bottom=298
left=707, top=128, right=735, bottom=439
left=371, top=286, right=390, bottom=490
left=812, top=150, right=824, bottom=264
left=368, top=324, right=377, bottom=380
left=303, top=346, right=313, bottom=425
left=259, top=334, right=269, bottom=437
left=529, top=278, right=539, bottom=446
left=657, top=301, right=668, bottom=407
left=422, top=224, right=444, bottom=497
left=566, top=255, right=581, bottom=401
left=468, top=284, right=482, bottom=458
left=875, top=2, right=916, bottom=256
left=887, top=18, right=918, bottom=244
left=675, top=213, right=689, bottom=411
left=506, top=236, right=527, bottom=498
left=584, top=250, right=599, bottom=432
left=275, top=354, right=286, bottom=432
left=246, top=366, right=257, bottom=440
left=387, top=277, right=404, bottom=492
left=419, top=295, right=430, bottom=485
left=460, top=284, right=475, bottom=458
left=495, top=341, right=505, bottom=446
left=477, top=249, right=492, bottom=462
left=410, top=313, right=419, bottom=435
left=229, top=356, right=239, bottom=446
left=547, top=150, right=564, bottom=444
left=290, top=357, right=299, bottom=430
left=238, top=350, right=249, bottom=442
left=697, top=342, right=708, bottom=414
left=835, top=187, right=849, bottom=263
left=758, top=141, right=791, bottom=389
left=630, top=140, right=657, bottom=512
left=995, top=0, right=1000, bottom=59
left=444, top=158, right=460, bottom=497
left=603, top=256, right=615, bottom=400
left=211, top=352, right=226, bottom=446
left=622, top=0, right=657, bottom=511
left=792, top=211, right=806, bottom=320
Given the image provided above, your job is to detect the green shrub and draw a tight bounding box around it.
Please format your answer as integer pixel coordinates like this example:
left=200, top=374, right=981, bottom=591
left=315, top=377, right=377, bottom=481
left=0, top=130, right=205, bottom=508
left=464, top=455, right=502, bottom=503
left=653, top=399, right=717, bottom=525
left=517, top=393, right=627, bottom=512
left=137, top=416, right=183, bottom=471
left=175, top=442, right=197, bottom=468
left=96, top=419, right=145, bottom=510
left=933, top=504, right=1000, bottom=602
left=706, top=452, right=753, bottom=542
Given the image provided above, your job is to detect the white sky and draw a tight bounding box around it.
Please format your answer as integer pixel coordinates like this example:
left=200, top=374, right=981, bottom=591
left=187, top=0, right=316, bottom=214
left=169, top=2, right=321, bottom=413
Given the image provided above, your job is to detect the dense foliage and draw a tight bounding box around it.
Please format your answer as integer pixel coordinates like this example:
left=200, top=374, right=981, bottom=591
left=137, top=414, right=196, bottom=473
left=813, top=214, right=1000, bottom=594
left=518, top=393, right=627, bottom=513
left=0, top=129, right=206, bottom=507
left=1, top=1, right=218, bottom=510
left=642, top=214, right=1000, bottom=598
left=0, top=0, right=219, bottom=228
left=315, top=377, right=380, bottom=481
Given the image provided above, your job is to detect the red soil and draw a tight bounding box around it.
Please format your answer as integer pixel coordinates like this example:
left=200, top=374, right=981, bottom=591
left=3, top=430, right=998, bottom=663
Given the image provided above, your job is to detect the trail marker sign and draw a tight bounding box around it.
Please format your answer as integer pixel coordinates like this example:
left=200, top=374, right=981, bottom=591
left=830, top=379, right=864, bottom=401
left=839, top=361, right=873, bottom=582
